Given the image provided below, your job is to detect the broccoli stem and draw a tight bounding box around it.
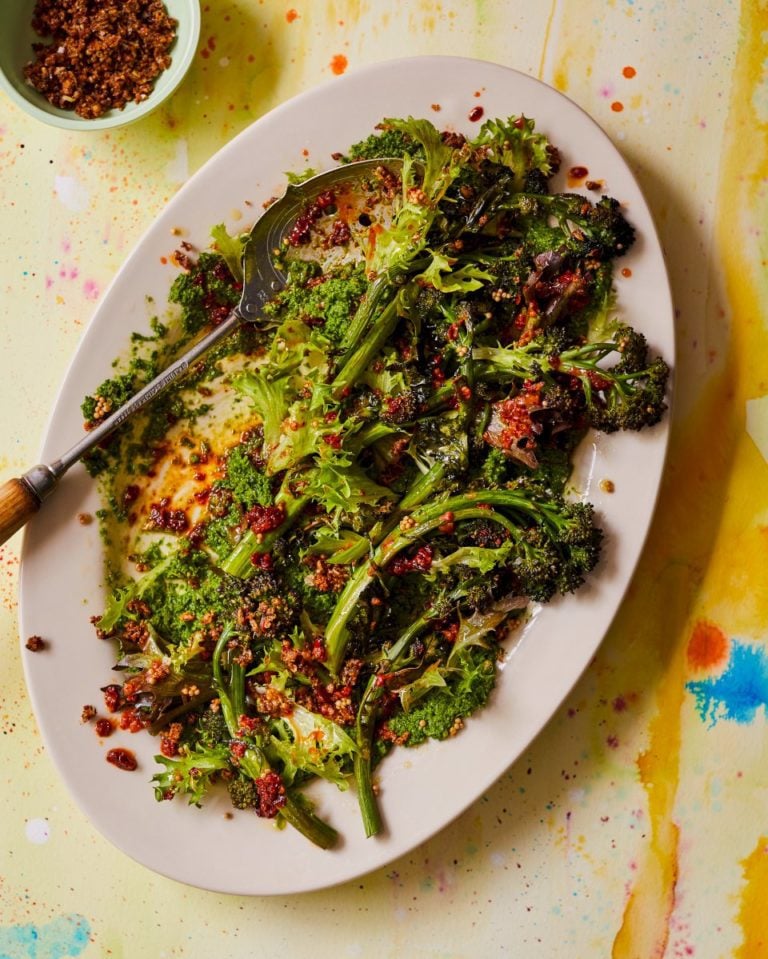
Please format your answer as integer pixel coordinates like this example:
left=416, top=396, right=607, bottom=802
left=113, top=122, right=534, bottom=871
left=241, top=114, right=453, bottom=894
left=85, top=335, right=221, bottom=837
left=338, top=274, right=395, bottom=358
left=398, top=461, right=448, bottom=511
left=212, top=629, right=338, bottom=848
left=354, top=675, right=384, bottom=838
left=331, top=296, right=402, bottom=400
left=474, top=339, right=621, bottom=391
left=279, top=797, right=339, bottom=849
left=221, top=488, right=309, bottom=578
left=325, top=495, right=520, bottom=675
left=353, top=613, right=434, bottom=837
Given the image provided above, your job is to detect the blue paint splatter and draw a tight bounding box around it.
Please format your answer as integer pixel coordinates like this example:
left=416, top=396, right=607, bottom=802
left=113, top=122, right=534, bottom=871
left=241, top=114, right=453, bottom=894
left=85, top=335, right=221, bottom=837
left=687, top=640, right=768, bottom=727
left=0, top=915, right=90, bottom=959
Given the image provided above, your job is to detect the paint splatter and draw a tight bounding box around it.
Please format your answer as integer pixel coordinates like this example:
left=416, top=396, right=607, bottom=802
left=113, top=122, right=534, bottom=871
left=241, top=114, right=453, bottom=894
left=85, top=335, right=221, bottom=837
left=687, top=641, right=768, bottom=727
left=82, top=280, right=100, bottom=302
left=164, top=139, right=189, bottom=185
left=0, top=915, right=90, bottom=959
left=687, top=619, right=729, bottom=672
left=735, top=836, right=768, bottom=957
left=611, top=101, right=625, bottom=112
left=53, top=176, right=89, bottom=213
left=622, top=65, right=637, bottom=78
left=25, top=818, right=51, bottom=844
left=286, top=8, right=299, bottom=22
left=330, top=54, right=348, bottom=75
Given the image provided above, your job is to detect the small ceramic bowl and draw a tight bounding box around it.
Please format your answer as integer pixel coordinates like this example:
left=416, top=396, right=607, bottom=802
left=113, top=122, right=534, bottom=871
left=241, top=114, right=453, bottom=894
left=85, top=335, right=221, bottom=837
left=0, top=0, right=200, bottom=130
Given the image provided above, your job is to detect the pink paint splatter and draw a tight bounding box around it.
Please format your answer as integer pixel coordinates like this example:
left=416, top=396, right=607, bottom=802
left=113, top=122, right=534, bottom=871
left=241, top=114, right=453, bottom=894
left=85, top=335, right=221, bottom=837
left=83, top=279, right=100, bottom=301
left=62, top=237, right=71, bottom=253
left=598, top=84, right=615, bottom=99
left=45, top=276, right=54, bottom=290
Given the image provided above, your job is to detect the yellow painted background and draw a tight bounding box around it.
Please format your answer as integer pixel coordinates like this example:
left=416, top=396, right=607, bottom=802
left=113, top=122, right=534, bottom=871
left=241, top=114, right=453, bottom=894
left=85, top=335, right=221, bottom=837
left=2, top=1, right=767, bottom=956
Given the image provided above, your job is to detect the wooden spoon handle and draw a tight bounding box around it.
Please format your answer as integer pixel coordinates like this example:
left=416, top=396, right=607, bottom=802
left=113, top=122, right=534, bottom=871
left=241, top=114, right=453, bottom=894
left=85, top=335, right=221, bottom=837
left=0, top=478, right=41, bottom=545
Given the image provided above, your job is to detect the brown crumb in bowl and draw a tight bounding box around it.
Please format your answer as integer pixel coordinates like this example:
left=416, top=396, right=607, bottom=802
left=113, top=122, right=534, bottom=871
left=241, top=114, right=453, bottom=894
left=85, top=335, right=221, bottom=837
left=25, top=635, right=46, bottom=652
left=23, top=0, right=177, bottom=120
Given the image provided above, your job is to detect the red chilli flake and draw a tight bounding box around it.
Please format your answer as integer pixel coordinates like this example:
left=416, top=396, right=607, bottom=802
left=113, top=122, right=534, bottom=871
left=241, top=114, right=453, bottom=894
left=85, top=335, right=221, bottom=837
left=244, top=502, right=286, bottom=535
left=147, top=498, right=189, bottom=533
left=389, top=544, right=434, bottom=576
left=287, top=190, right=336, bottom=246
left=106, top=748, right=137, bottom=771
left=250, top=552, right=274, bottom=570
left=255, top=771, right=287, bottom=818
left=159, top=736, right=178, bottom=758
left=95, top=718, right=114, bottom=738
left=438, top=511, right=456, bottom=535
left=103, top=684, right=122, bottom=713
left=329, top=219, right=351, bottom=246
left=119, top=707, right=148, bottom=733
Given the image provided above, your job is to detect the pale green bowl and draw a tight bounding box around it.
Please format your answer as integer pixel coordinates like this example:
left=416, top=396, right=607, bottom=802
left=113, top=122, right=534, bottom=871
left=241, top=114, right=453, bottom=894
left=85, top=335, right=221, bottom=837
left=0, top=0, right=200, bottom=130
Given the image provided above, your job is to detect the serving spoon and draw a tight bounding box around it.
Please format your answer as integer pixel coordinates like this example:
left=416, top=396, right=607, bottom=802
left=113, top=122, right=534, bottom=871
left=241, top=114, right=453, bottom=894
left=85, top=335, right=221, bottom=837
left=0, top=158, right=402, bottom=546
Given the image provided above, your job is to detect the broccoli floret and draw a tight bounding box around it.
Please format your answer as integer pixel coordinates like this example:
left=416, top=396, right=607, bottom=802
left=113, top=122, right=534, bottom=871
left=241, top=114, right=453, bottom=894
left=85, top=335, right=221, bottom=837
left=237, top=570, right=301, bottom=639
left=523, top=168, right=551, bottom=195
left=386, top=646, right=497, bottom=745
left=556, top=327, right=669, bottom=433
left=540, top=193, right=635, bottom=259
left=228, top=775, right=258, bottom=810
left=497, top=192, right=635, bottom=261
left=589, top=196, right=636, bottom=258
left=508, top=492, right=603, bottom=601
left=612, top=324, right=650, bottom=372
left=588, top=355, right=670, bottom=433
left=474, top=325, right=669, bottom=434
left=197, top=707, right=230, bottom=748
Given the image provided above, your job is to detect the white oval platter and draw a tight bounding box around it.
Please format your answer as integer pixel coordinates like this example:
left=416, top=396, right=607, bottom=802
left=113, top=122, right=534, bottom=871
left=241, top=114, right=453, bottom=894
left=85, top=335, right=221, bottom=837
left=19, top=56, right=674, bottom=895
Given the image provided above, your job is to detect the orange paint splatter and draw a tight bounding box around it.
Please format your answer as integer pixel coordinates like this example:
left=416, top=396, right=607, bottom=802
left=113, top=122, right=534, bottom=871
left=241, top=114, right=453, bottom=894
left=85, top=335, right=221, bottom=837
left=622, top=65, right=637, bottom=78
left=611, top=101, right=624, bottom=112
left=286, top=8, right=299, bottom=22
left=687, top=620, right=729, bottom=672
left=735, top=837, right=768, bottom=957
left=330, top=54, right=348, bottom=76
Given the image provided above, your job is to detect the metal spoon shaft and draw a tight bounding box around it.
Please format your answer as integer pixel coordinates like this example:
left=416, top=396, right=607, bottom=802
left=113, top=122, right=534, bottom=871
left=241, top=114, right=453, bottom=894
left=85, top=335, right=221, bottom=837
left=3, top=308, right=244, bottom=542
